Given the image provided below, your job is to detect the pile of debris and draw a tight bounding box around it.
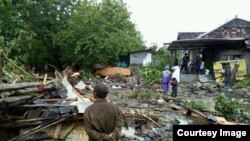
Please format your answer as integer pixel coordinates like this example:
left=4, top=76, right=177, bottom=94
left=0, top=69, right=95, bottom=140
left=0, top=65, right=249, bottom=141
left=0, top=66, right=152, bottom=140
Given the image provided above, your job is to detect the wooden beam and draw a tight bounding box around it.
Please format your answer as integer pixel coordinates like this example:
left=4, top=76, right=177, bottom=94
left=0, top=82, right=42, bottom=92
left=16, top=84, right=55, bottom=94
left=59, top=123, right=76, bottom=139
left=17, top=104, right=75, bottom=107
left=2, top=95, right=32, bottom=107
left=8, top=116, right=70, bottom=141
left=53, top=123, right=62, bottom=139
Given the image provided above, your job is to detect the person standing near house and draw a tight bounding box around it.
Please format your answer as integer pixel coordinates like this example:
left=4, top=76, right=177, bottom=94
left=161, top=66, right=171, bottom=94
left=188, top=58, right=195, bottom=73
left=181, top=53, right=189, bottom=73
left=170, top=77, right=178, bottom=97
left=194, top=54, right=202, bottom=73
left=83, top=82, right=123, bottom=141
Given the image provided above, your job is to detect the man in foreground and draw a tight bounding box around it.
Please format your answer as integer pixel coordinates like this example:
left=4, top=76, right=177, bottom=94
left=83, top=82, right=123, bottom=141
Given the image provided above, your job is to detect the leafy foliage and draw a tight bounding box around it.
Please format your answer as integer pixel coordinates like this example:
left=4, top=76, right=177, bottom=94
left=54, top=0, right=144, bottom=68
left=0, top=0, right=143, bottom=71
left=186, top=101, right=207, bottom=111
left=139, top=47, right=171, bottom=85
left=234, top=75, right=250, bottom=88
left=215, top=93, right=250, bottom=123
left=215, top=94, right=238, bottom=120
left=140, top=67, right=161, bottom=86
left=149, top=47, right=171, bottom=70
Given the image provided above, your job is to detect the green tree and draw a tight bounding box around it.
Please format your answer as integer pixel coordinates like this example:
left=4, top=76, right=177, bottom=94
left=0, top=0, right=35, bottom=64
left=1, top=0, right=143, bottom=71
left=0, top=0, right=77, bottom=70
left=16, top=0, right=77, bottom=69
left=55, top=0, right=144, bottom=68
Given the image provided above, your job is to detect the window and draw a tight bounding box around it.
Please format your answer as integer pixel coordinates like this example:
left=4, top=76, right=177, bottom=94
left=221, top=54, right=242, bottom=61
left=232, top=55, right=241, bottom=60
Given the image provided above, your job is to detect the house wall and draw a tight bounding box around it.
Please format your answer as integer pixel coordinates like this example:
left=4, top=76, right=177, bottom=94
left=143, top=53, right=152, bottom=66
left=219, top=49, right=250, bottom=74
left=242, top=50, right=250, bottom=74
left=130, top=52, right=152, bottom=67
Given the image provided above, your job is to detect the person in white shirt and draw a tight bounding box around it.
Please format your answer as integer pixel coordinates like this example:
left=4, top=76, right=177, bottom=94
left=171, top=66, right=180, bottom=83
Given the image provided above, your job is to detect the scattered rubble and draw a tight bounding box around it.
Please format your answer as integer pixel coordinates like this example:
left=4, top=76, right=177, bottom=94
left=0, top=66, right=249, bottom=140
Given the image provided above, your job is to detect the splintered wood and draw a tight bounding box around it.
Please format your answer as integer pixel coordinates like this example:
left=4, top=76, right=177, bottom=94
left=95, top=67, right=131, bottom=77
left=123, top=112, right=161, bottom=127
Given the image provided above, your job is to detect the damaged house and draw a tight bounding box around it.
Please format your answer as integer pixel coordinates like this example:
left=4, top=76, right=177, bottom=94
left=168, top=17, right=250, bottom=82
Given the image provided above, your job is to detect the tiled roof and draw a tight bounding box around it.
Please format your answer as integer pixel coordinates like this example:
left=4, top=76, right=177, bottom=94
left=198, top=18, right=250, bottom=39
left=177, top=32, right=205, bottom=40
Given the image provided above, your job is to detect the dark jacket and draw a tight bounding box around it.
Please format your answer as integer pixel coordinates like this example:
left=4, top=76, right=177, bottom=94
left=83, top=99, right=123, bottom=141
left=182, top=55, right=189, bottom=65
left=171, top=79, right=178, bottom=86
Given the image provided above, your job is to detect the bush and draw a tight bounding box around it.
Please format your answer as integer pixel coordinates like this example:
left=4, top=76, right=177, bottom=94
left=215, top=94, right=238, bottom=120
left=139, top=47, right=171, bottom=86
left=234, top=75, right=250, bottom=88
left=3, top=59, right=35, bottom=82
left=186, top=101, right=207, bottom=111
left=139, top=67, right=161, bottom=85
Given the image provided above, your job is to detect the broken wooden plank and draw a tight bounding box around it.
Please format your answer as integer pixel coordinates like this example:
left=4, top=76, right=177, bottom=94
left=179, top=104, right=207, bottom=119
left=2, top=95, right=32, bottom=107
left=39, top=98, right=77, bottom=102
left=9, top=116, right=69, bottom=141
left=1, top=121, right=44, bottom=128
left=18, top=104, right=75, bottom=107
left=118, top=105, right=169, bottom=112
left=0, top=115, right=81, bottom=128
left=16, top=84, right=55, bottom=94
left=27, top=108, right=43, bottom=118
left=170, top=104, right=182, bottom=111
left=0, top=82, right=42, bottom=92
left=136, top=113, right=161, bottom=127
left=59, top=123, right=76, bottom=139
left=53, top=123, right=62, bottom=139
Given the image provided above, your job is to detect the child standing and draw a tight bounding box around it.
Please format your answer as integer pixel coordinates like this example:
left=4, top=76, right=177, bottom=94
left=170, top=77, right=178, bottom=97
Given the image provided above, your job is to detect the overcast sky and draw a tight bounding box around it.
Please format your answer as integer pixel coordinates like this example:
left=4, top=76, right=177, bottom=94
left=123, top=0, right=250, bottom=47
